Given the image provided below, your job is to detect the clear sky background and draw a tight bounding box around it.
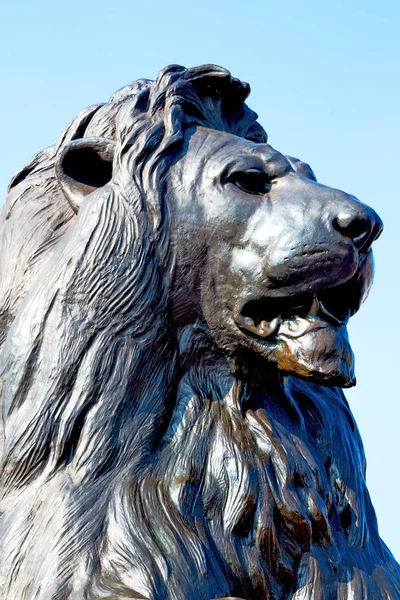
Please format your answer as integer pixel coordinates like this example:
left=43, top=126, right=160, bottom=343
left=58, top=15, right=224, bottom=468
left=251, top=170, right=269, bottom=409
left=1, top=0, right=399, bottom=561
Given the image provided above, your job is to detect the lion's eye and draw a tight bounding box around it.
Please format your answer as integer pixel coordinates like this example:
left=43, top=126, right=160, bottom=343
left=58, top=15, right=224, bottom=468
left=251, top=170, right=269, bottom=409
left=225, top=170, right=272, bottom=196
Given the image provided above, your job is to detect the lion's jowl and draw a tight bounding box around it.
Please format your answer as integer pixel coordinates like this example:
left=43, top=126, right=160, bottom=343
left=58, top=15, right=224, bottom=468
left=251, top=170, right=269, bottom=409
left=0, top=65, right=398, bottom=600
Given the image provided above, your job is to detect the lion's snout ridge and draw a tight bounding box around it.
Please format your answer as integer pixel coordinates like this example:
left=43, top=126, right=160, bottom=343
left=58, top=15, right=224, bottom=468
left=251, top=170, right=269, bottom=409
left=252, top=176, right=382, bottom=293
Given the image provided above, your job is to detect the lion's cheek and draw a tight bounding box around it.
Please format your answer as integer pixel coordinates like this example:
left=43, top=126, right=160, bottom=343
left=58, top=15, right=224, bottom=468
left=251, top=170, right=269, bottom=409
left=273, top=324, right=355, bottom=388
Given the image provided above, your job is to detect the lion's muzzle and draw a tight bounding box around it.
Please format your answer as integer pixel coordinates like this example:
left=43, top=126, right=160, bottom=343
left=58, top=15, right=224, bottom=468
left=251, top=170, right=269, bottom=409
left=255, top=178, right=383, bottom=295
left=227, top=175, right=383, bottom=387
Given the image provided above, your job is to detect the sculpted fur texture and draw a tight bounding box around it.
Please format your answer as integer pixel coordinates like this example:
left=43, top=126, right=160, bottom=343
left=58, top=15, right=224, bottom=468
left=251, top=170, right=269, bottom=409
left=0, top=65, right=399, bottom=600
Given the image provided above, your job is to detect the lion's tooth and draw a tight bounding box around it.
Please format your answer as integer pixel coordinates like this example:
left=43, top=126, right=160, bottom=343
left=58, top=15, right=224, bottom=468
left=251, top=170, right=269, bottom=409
left=279, top=318, right=314, bottom=337
left=257, top=317, right=280, bottom=337
left=319, top=300, right=344, bottom=326
left=236, top=314, right=257, bottom=331
left=309, top=296, right=320, bottom=316
left=236, top=314, right=279, bottom=338
left=241, top=316, right=256, bottom=328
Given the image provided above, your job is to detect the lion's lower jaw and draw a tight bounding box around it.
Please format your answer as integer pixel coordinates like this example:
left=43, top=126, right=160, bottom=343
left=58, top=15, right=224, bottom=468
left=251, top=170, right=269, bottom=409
left=89, top=371, right=399, bottom=600
left=273, top=322, right=356, bottom=388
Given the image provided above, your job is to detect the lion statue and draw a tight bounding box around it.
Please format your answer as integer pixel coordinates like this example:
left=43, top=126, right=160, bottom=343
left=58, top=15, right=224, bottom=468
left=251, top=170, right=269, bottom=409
left=0, top=64, right=399, bottom=600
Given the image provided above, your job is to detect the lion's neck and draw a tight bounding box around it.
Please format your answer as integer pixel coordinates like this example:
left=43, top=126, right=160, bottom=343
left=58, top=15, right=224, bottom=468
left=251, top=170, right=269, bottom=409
left=173, top=319, right=284, bottom=397
left=100, top=358, right=333, bottom=600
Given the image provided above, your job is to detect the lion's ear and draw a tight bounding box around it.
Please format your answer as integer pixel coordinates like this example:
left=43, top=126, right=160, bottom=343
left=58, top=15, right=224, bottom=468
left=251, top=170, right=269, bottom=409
left=55, top=137, right=116, bottom=213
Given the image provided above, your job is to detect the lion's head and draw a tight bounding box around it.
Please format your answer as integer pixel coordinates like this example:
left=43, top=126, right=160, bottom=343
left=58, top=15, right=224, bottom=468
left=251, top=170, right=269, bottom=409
left=0, top=65, right=397, bottom=600
left=8, top=64, right=380, bottom=386
left=164, top=125, right=381, bottom=389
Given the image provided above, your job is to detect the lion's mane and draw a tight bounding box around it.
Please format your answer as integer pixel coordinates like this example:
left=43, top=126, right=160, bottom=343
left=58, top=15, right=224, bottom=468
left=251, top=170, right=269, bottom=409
left=0, top=65, right=398, bottom=600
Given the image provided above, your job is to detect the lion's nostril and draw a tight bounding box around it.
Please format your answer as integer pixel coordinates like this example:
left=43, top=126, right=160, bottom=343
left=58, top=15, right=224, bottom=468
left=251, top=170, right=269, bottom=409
left=332, top=212, right=377, bottom=250
left=333, top=216, right=370, bottom=241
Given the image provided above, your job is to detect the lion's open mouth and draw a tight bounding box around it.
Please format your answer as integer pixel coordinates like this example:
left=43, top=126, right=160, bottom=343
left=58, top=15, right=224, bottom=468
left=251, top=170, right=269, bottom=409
left=235, top=291, right=349, bottom=340
left=233, top=289, right=355, bottom=387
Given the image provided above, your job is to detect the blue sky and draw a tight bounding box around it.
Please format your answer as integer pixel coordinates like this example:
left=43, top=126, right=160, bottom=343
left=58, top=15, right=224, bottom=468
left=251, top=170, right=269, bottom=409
left=1, top=0, right=399, bottom=559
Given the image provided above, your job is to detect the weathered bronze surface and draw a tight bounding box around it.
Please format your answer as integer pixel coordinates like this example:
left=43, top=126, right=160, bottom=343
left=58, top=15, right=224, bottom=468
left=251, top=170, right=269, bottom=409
left=0, top=64, right=399, bottom=599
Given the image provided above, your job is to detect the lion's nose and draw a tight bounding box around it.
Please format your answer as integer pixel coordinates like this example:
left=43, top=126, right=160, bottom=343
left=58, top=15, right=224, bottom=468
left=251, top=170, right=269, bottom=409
left=332, top=203, right=383, bottom=252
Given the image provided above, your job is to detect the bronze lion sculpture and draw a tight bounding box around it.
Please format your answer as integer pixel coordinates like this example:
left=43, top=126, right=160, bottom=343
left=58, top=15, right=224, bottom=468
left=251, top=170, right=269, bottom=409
left=0, top=64, right=399, bottom=600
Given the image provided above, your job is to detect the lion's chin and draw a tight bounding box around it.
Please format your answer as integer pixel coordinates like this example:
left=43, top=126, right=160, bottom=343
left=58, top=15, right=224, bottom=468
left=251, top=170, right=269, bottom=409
left=272, top=317, right=355, bottom=388
left=233, top=293, right=356, bottom=388
left=235, top=315, right=355, bottom=388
